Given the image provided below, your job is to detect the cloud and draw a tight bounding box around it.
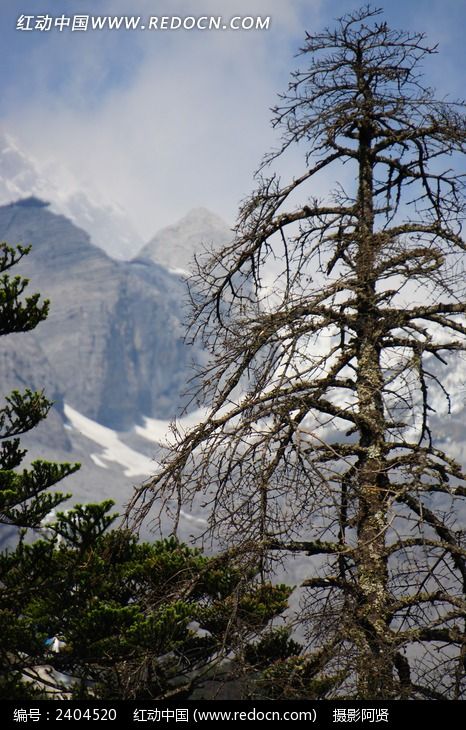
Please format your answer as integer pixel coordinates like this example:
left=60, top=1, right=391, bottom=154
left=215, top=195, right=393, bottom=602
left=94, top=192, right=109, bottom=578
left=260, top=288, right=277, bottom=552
left=1, top=0, right=463, bottom=241
left=1, top=0, right=320, bottom=238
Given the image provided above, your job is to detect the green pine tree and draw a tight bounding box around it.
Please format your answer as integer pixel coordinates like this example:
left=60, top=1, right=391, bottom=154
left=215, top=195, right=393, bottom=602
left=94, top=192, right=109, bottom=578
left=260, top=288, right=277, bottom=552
left=4, top=505, right=293, bottom=699
left=0, top=242, right=79, bottom=530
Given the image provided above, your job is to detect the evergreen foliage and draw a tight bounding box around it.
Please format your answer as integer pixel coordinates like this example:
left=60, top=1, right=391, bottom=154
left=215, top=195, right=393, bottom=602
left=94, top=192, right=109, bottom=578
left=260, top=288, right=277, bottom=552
left=2, top=501, right=292, bottom=699
left=0, top=242, right=79, bottom=529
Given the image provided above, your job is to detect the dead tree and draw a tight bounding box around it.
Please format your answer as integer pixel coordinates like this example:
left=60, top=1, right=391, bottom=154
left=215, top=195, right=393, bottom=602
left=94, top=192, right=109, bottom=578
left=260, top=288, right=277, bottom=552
left=130, top=7, right=466, bottom=699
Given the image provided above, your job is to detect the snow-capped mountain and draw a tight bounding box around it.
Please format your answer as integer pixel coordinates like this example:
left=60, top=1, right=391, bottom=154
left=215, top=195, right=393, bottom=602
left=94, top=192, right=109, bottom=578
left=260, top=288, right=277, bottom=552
left=136, top=207, right=233, bottom=274
left=0, top=132, right=144, bottom=260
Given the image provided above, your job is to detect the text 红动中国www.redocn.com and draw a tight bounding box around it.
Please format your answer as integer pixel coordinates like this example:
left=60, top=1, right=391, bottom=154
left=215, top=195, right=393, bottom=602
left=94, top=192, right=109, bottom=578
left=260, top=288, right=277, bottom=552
left=16, top=15, right=271, bottom=32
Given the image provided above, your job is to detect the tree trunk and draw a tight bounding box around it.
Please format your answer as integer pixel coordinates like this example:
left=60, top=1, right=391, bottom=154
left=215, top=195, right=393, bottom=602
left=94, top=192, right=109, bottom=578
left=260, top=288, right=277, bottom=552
left=355, top=106, right=393, bottom=697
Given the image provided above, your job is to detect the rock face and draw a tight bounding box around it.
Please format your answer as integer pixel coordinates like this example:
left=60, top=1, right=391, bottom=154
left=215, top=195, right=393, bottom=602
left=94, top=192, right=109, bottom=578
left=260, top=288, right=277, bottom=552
left=0, top=332, right=70, bottom=451
left=136, top=207, right=232, bottom=273
left=0, top=198, right=203, bottom=431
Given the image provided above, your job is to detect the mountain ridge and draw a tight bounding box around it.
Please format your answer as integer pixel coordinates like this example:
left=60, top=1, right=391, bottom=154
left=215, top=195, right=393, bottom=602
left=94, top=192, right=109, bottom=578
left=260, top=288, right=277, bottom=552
left=136, top=206, right=232, bottom=273
left=0, top=198, right=204, bottom=431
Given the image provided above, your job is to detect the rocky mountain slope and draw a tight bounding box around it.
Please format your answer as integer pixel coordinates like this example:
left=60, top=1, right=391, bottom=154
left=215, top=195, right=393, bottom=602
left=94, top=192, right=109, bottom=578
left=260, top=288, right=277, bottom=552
left=0, top=195, right=238, bottom=542
left=136, top=207, right=232, bottom=274
left=0, top=197, right=203, bottom=431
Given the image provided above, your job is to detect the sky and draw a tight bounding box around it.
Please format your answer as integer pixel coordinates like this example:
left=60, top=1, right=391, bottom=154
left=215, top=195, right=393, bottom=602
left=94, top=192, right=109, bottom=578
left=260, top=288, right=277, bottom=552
left=0, top=0, right=465, bottom=241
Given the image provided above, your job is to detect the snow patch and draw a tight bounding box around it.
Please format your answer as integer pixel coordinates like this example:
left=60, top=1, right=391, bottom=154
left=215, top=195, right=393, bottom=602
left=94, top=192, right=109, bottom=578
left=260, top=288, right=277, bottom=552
left=179, top=511, right=208, bottom=526
left=64, top=404, right=156, bottom=477
left=64, top=404, right=208, bottom=526
left=167, top=267, right=191, bottom=278
left=135, top=408, right=207, bottom=445
left=90, top=454, right=109, bottom=470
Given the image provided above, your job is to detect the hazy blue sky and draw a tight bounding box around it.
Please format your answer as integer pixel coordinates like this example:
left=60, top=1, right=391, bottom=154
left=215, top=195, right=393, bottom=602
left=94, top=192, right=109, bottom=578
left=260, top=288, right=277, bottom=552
left=0, top=0, right=464, bottom=238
